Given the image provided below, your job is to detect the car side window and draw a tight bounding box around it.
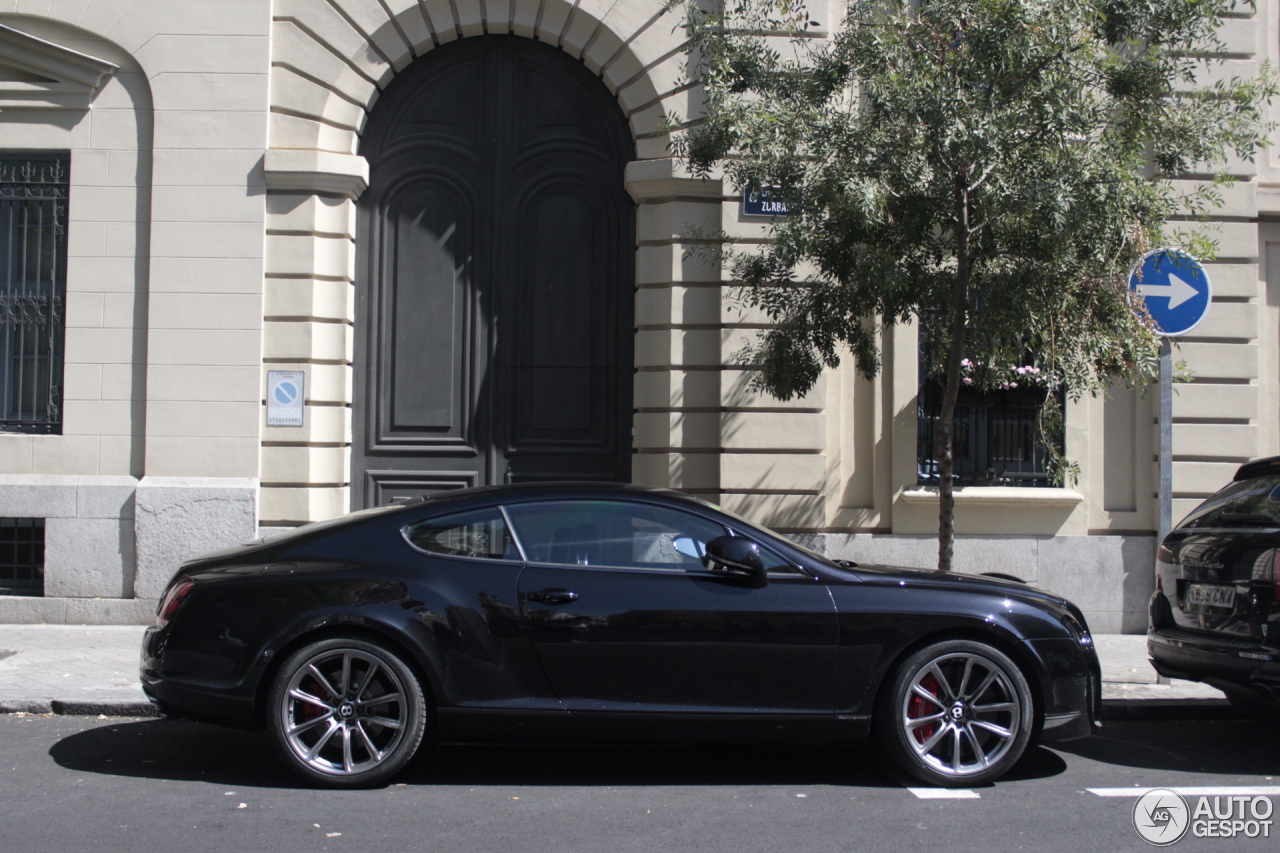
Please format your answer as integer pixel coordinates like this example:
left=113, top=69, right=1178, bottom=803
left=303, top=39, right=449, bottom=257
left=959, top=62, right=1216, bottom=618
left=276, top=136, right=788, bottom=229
left=503, top=500, right=727, bottom=570
left=402, top=508, right=519, bottom=561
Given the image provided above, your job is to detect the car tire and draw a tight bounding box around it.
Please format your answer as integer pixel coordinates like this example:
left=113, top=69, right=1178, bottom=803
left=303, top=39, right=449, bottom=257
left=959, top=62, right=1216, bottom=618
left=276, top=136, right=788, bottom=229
left=1223, top=685, right=1280, bottom=720
left=877, top=639, right=1035, bottom=787
left=266, top=636, right=427, bottom=788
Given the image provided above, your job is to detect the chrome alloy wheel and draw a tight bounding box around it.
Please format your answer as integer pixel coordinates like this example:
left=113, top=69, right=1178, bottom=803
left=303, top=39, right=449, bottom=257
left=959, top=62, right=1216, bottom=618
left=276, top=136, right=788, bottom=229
left=280, top=648, right=409, bottom=777
left=902, top=652, right=1021, bottom=778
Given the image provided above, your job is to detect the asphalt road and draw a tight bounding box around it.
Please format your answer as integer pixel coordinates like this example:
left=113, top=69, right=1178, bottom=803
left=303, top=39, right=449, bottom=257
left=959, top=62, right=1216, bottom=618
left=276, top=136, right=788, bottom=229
left=1, top=714, right=1277, bottom=853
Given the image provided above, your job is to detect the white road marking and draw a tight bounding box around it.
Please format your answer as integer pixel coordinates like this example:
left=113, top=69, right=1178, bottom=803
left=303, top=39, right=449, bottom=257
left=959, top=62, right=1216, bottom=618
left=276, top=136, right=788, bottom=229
left=908, top=788, right=981, bottom=799
left=1088, top=787, right=1280, bottom=797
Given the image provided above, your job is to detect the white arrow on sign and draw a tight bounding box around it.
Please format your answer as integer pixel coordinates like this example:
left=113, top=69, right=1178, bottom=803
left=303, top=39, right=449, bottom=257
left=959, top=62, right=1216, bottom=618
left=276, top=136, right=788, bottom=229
left=1137, top=271, right=1198, bottom=310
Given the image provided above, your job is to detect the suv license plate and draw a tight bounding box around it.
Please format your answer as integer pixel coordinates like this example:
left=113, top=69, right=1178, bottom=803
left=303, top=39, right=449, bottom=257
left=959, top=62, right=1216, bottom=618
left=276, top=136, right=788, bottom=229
left=1185, top=583, right=1235, bottom=610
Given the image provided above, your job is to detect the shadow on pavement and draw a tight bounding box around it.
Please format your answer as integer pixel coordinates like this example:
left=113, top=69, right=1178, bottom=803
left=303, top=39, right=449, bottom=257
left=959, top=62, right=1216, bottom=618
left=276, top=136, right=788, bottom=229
left=49, top=718, right=298, bottom=788
left=998, top=745, right=1068, bottom=783
left=49, top=717, right=1067, bottom=789
left=1052, top=718, right=1280, bottom=776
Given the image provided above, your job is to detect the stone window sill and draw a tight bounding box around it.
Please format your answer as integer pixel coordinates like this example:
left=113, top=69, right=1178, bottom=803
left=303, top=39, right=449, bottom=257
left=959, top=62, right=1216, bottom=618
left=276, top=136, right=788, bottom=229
left=900, top=486, right=1085, bottom=507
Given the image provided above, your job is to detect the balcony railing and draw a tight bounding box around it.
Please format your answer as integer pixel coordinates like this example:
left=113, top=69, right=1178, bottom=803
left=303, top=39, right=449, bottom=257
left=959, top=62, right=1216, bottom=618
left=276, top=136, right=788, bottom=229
left=917, top=382, right=1062, bottom=487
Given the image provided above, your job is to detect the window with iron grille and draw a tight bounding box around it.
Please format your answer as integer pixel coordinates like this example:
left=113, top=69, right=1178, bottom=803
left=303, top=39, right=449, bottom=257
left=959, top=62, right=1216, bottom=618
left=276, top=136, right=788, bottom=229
left=1, top=154, right=68, bottom=434
left=0, top=518, right=44, bottom=596
left=916, top=324, right=1063, bottom=488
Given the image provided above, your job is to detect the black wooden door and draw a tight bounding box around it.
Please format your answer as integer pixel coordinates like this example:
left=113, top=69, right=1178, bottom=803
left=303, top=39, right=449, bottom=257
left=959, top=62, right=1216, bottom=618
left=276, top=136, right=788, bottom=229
left=354, top=37, right=635, bottom=507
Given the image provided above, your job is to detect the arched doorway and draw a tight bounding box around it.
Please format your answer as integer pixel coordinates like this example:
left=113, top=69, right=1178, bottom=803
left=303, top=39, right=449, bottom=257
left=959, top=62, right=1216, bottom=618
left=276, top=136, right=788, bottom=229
left=353, top=36, right=635, bottom=507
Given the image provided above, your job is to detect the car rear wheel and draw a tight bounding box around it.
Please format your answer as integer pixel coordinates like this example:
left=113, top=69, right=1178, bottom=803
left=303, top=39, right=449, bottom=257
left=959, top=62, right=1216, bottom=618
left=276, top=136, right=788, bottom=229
left=1223, top=685, right=1280, bottom=719
left=878, top=639, right=1034, bottom=787
left=266, top=637, right=427, bottom=787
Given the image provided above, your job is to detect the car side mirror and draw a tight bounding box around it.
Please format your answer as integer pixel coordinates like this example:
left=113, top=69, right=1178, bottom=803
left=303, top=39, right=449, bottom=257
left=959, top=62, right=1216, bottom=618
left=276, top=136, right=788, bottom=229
left=703, top=535, right=768, bottom=588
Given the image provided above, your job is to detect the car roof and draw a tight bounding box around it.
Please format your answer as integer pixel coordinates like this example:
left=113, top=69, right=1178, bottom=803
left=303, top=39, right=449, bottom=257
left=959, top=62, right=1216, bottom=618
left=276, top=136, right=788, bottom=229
left=250, top=483, right=710, bottom=553
left=1233, top=455, right=1280, bottom=482
left=409, top=481, right=700, bottom=507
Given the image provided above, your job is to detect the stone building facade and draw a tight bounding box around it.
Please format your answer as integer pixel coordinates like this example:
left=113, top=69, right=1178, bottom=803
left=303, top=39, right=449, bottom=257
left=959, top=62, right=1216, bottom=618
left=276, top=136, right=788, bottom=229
left=0, top=0, right=1276, bottom=632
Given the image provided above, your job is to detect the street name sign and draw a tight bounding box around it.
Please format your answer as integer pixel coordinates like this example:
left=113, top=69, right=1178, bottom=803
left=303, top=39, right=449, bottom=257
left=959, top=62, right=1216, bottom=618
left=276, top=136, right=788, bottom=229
left=741, top=188, right=789, bottom=217
left=1129, top=249, right=1212, bottom=337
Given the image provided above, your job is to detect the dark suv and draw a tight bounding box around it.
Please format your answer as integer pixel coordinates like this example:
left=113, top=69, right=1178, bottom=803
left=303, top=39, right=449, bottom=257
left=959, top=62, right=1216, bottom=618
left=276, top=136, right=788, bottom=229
left=1149, top=456, right=1280, bottom=713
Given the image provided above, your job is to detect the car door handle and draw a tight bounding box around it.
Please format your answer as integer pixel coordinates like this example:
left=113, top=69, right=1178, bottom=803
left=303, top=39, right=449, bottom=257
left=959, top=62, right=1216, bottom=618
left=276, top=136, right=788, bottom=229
left=526, top=588, right=580, bottom=605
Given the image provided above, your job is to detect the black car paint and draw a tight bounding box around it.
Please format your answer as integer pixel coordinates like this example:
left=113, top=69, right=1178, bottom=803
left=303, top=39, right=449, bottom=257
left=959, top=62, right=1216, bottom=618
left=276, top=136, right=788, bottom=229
left=1148, top=462, right=1280, bottom=703
left=142, top=484, right=1099, bottom=744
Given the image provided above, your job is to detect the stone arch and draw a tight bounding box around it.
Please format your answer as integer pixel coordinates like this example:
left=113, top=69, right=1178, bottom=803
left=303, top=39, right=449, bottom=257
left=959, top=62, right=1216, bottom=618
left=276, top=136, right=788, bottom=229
left=267, top=0, right=684, bottom=158
left=259, top=1, right=714, bottom=526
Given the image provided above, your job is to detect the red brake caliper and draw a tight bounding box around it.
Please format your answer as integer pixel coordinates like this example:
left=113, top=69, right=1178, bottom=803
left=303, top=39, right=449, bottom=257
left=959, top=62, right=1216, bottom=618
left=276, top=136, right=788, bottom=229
left=298, top=675, right=324, bottom=723
left=909, top=672, right=941, bottom=745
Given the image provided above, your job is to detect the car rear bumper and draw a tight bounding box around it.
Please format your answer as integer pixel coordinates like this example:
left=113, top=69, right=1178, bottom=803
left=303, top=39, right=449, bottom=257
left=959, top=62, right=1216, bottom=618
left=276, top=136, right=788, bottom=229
left=140, top=626, right=258, bottom=727
left=1148, top=628, right=1280, bottom=703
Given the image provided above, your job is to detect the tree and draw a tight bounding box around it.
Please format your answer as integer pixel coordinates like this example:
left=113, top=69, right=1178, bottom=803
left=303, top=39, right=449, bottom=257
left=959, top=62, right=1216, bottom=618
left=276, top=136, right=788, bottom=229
left=672, top=0, right=1274, bottom=571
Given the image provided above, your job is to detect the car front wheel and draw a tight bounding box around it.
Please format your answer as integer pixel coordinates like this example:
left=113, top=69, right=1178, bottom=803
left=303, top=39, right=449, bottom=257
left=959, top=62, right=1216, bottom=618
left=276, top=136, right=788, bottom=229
left=878, top=639, right=1034, bottom=787
left=266, top=637, right=427, bottom=787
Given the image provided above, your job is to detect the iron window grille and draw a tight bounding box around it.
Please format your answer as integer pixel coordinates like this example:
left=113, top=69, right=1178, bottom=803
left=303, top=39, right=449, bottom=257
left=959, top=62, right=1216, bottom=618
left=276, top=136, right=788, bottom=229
left=916, top=324, right=1063, bottom=488
left=1, top=154, right=68, bottom=434
left=0, top=518, right=44, bottom=596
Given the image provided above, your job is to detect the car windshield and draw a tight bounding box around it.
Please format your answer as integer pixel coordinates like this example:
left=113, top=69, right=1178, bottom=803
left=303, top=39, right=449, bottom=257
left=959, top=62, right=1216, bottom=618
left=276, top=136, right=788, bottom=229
left=1179, top=474, right=1280, bottom=529
left=689, top=496, right=838, bottom=566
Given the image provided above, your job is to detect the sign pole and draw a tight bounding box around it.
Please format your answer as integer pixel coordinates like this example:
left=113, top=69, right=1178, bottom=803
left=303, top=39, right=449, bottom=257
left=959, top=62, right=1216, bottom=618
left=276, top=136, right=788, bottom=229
left=1157, top=337, right=1173, bottom=544
left=1129, top=249, right=1210, bottom=547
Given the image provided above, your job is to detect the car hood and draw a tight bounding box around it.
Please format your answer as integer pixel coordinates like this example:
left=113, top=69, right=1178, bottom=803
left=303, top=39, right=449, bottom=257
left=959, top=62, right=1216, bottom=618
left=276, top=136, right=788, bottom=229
left=845, top=562, right=1069, bottom=606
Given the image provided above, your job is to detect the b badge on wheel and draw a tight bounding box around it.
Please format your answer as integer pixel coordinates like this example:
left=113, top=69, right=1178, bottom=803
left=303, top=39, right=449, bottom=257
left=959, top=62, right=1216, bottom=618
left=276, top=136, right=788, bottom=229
left=1133, top=788, right=1191, bottom=846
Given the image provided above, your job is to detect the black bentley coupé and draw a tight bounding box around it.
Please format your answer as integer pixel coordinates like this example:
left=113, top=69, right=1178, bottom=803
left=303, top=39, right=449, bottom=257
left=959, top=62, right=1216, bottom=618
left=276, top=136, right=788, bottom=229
left=141, top=483, right=1100, bottom=787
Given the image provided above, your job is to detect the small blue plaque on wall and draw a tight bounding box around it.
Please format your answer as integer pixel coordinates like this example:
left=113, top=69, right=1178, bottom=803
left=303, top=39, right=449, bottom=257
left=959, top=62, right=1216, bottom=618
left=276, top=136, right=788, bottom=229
left=267, top=370, right=305, bottom=427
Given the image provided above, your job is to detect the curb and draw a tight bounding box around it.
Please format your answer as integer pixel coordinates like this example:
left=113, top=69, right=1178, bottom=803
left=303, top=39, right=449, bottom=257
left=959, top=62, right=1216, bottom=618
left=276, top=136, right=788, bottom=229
left=0, top=699, right=160, bottom=717
left=1100, top=697, right=1239, bottom=722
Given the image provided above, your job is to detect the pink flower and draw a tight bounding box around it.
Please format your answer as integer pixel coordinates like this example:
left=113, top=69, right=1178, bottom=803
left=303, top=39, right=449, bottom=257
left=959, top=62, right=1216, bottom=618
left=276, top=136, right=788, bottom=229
left=1009, top=382, right=1018, bottom=388
left=962, top=377, right=973, bottom=385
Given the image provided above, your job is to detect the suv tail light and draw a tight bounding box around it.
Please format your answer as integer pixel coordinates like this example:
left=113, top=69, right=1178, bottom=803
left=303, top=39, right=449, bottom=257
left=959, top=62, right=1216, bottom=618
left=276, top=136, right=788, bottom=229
left=155, top=577, right=195, bottom=628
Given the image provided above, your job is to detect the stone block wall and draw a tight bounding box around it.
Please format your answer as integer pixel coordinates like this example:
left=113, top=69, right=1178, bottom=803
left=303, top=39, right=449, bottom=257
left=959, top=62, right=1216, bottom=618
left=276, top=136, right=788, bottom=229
left=0, top=1, right=1275, bottom=628
left=0, top=3, right=269, bottom=622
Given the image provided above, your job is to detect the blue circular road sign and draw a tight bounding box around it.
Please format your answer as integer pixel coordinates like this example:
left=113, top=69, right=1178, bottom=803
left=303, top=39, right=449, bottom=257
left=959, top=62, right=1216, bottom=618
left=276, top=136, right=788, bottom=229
left=273, top=381, right=298, bottom=405
left=1128, top=249, right=1211, bottom=337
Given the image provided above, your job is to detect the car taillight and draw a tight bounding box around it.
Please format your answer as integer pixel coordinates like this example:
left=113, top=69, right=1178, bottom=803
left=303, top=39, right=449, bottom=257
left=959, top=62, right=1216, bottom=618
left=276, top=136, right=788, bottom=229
left=155, top=577, right=195, bottom=628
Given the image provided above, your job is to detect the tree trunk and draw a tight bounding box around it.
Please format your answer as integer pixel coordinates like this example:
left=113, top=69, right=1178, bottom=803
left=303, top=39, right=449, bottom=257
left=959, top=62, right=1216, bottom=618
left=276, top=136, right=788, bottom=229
left=937, top=174, right=972, bottom=572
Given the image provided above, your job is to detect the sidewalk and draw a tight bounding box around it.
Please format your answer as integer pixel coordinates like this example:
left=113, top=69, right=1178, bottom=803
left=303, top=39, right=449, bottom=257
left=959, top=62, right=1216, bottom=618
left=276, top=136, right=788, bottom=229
left=1093, top=634, right=1231, bottom=719
left=0, top=625, right=1228, bottom=718
left=0, top=625, right=154, bottom=715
